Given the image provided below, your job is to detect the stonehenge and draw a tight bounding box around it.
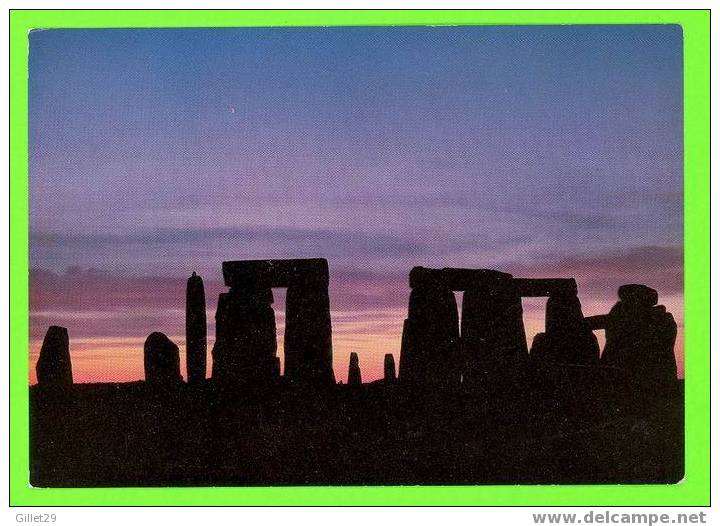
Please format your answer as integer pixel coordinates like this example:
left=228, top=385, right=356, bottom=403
left=36, top=326, right=73, bottom=387
left=34, top=260, right=678, bottom=404
left=213, top=258, right=334, bottom=387
left=397, top=268, right=676, bottom=397
left=398, top=267, right=602, bottom=390
left=186, top=271, right=207, bottom=384
left=32, top=259, right=682, bottom=487
left=144, top=332, right=182, bottom=386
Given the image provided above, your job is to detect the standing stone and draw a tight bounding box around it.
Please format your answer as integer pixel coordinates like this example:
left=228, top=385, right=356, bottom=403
left=530, top=292, right=599, bottom=364
left=185, top=271, right=207, bottom=384
left=144, top=332, right=182, bottom=386
left=398, top=281, right=460, bottom=389
left=284, top=279, right=334, bottom=386
left=601, top=285, right=677, bottom=391
left=220, top=259, right=335, bottom=388
left=348, top=352, right=362, bottom=386
left=461, top=277, right=527, bottom=386
left=36, top=326, right=72, bottom=387
left=211, top=287, right=278, bottom=386
left=384, top=353, right=397, bottom=384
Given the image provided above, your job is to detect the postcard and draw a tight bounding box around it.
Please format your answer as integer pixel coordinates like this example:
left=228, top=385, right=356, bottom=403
left=13, top=14, right=706, bottom=505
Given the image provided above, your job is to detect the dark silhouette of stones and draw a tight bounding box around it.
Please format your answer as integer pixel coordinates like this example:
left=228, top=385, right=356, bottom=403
left=409, top=266, right=513, bottom=291
left=408, top=269, right=576, bottom=297
left=530, top=290, right=599, bottom=365
left=618, top=284, right=658, bottom=307
left=399, top=277, right=460, bottom=389
left=584, top=314, right=607, bottom=330
left=186, top=272, right=207, bottom=384
left=36, top=326, right=72, bottom=387
left=545, top=290, right=580, bottom=334
left=144, top=332, right=182, bottom=386
left=384, top=353, right=396, bottom=383
left=601, top=285, right=677, bottom=393
left=29, top=264, right=684, bottom=487
left=348, top=352, right=362, bottom=386
left=461, top=276, right=528, bottom=373
left=221, top=258, right=334, bottom=387
left=211, top=287, right=278, bottom=386
left=284, top=282, right=334, bottom=386
left=222, top=258, right=328, bottom=289
left=400, top=268, right=592, bottom=391
left=514, top=278, right=577, bottom=297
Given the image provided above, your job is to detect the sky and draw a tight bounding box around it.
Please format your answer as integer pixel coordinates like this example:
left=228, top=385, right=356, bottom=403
left=29, top=25, right=684, bottom=383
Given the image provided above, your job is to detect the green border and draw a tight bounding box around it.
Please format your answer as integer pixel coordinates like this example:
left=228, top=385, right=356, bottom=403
left=9, top=9, right=710, bottom=506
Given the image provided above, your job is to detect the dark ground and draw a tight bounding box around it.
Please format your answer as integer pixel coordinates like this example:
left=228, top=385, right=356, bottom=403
left=30, top=363, right=683, bottom=487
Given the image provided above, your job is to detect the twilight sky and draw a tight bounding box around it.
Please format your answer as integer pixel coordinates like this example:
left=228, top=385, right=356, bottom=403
left=29, top=25, right=684, bottom=383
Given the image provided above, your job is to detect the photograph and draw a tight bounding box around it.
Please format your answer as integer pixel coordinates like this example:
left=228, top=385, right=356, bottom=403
left=26, top=22, right=687, bottom=488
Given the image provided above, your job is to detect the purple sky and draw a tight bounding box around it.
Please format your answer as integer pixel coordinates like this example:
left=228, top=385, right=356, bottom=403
left=28, top=26, right=684, bottom=382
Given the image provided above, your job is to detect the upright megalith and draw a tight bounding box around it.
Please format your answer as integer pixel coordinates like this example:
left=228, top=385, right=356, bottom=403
left=218, top=258, right=334, bottom=388
left=212, top=287, right=278, bottom=386
left=399, top=272, right=460, bottom=389
left=384, top=354, right=397, bottom=384
left=36, top=326, right=72, bottom=387
left=186, top=271, right=207, bottom=384
left=348, top=352, right=362, bottom=386
left=144, top=332, right=182, bottom=386
left=283, top=260, right=334, bottom=386
left=530, top=286, right=599, bottom=365
left=461, top=273, right=527, bottom=361
left=600, top=284, right=677, bottom=390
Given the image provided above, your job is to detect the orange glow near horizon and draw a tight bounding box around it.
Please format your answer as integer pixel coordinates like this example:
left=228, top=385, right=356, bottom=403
left=29, top=296, right=685, bottom=384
